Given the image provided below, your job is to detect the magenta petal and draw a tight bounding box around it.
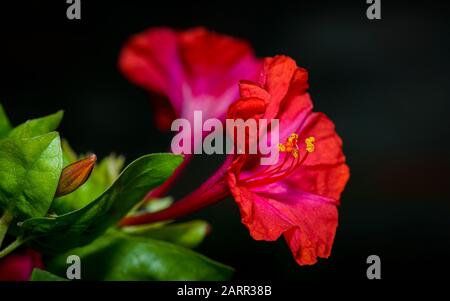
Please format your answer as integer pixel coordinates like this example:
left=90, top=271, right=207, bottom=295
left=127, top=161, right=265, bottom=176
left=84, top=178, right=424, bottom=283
left=119, top=27, right=262, bottom=124
left=0, top=249, right=43, bottom=281
left=119, top=28, right=184, bottom=113
left=228, top=175, right=339, bottom=265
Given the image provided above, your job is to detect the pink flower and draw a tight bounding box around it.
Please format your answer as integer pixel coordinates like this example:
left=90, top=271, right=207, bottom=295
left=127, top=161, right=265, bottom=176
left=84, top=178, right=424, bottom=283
left=0, top=249, right=43, bottom=281
left=119, top=27, right=261, bottom=131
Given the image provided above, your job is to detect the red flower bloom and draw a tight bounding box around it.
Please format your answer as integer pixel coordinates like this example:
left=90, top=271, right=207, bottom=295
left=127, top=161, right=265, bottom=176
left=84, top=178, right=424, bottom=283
left=0, top=249, right=43, bottom=281
left=119, top=27, right=261, bottom=131
left=226, top=56, right=349, bottom=265
left=120, top=55, right=349, bottom=266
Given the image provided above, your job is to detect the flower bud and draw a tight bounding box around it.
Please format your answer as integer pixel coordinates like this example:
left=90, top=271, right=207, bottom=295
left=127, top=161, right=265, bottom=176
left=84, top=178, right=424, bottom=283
left=55, top=154, right=97, bottom=197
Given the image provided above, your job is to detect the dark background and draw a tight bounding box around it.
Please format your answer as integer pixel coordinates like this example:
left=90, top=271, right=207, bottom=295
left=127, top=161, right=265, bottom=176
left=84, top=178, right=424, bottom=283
left=1, top=1, right=450, bottom=280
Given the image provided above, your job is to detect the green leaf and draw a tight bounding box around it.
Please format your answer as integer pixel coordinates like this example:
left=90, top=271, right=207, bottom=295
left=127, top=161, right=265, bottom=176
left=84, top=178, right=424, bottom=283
left=20, top=153, right=183, bottom=253
left=46, top=232, right=233, bottom=281
left=125, top=196, right=173, bottom=222
left=122, top=220, right=210, bottom=249
left=8, top=110, right=63, bottom=139
left=0, top=132, right=63, bottom=219
left=52, top=153, right=125, bottom=215
left=145, top=196, right=173, bottom=213
left=0, top=103, right=12, bottom=138
left=61, top=139, right=77, bottom=165
left=30, top=268, right=67, bottom=281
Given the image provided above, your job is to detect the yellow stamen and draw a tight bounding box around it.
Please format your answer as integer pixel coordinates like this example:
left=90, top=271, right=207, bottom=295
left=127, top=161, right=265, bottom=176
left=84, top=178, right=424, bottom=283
left=305, top=136, right=315, bottom=153
left=278, top=133, right=300, bottom=158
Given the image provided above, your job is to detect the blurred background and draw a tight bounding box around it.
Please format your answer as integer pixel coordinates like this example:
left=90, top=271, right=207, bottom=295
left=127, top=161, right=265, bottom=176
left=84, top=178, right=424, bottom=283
left=1, top=1, right=449, bottom=280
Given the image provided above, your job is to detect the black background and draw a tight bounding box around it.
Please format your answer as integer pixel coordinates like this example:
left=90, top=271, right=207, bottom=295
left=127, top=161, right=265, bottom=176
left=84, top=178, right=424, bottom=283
left=1, top=1, right=450, bottom=280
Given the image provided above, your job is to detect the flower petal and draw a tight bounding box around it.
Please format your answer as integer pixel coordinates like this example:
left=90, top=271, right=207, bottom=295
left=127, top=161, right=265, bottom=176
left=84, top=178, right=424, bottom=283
left=0, top=249, right=43, bottom=281
left=286, top=112, right=350, bottom=201
left=283, top=197, right=338, bottom=266
left=119, top=27, right=184, bottom=113
left=262, top=56, right=298, bottom=119
left=227, top=97, right=266, bottom=120
left=277, top=92, right=313, bottom=141
left=119, top=27, right=261, bottom=124
left=227, top=172, right=292, bottom=241
left=227, top=170, right=338, bottom=265
left=179, top=28, right=260, bottom=97
left=239, top=80, right=270, bottom=102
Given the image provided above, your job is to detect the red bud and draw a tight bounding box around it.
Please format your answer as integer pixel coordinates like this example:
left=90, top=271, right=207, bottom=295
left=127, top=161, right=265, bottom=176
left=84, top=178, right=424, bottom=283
left=55, top=154, right=97, bottom=197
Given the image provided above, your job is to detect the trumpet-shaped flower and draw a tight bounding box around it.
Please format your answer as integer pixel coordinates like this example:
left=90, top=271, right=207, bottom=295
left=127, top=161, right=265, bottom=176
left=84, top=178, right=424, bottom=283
left=119, top=27, right=261, bottom=131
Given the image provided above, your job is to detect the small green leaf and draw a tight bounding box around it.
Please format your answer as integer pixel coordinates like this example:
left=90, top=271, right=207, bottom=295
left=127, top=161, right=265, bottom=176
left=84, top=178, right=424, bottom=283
left=0, top=132, right=63, bottom=219
left=46, top=232, right=233, bottom=281
left=30, top=268, right=67, bottom=281
left=125, top=196, right=173, bottom=221
left=21, top=153, right=183, bottom=253
left=122, top=220, right=210, bottom=249
left=0, top=103, right=12, bottom=139
left=8, top=110, right=63, bottom=139
left=61, top=139, right=78, bottom=165
left=145, top=196, right=173, bottom=213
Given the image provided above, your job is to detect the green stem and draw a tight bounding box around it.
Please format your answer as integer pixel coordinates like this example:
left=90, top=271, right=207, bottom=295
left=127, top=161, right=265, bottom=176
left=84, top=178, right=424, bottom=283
left=0, top=209, right=14, bottom=249
left=0, top=236, right=27, bottom=258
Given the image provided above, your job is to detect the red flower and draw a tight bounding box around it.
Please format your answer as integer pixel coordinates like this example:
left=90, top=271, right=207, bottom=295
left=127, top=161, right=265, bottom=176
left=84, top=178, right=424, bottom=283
left=120, top=55, right=349, bottom=266
left=0, top=249, right=43, bottom=281
left=119, top=27, right=261, bottom=131
left=226, top=56, right=349, bottom=265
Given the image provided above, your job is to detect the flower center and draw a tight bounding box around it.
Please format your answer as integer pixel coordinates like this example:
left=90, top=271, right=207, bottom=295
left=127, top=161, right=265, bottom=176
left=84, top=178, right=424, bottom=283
left=240, top=133, right=315, bottom=187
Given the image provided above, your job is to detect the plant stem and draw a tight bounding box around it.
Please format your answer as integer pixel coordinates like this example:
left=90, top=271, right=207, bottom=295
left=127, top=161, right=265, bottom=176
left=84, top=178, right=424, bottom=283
left=0, top=236, right=26, bottom=258
left=120, top=155, right=233, bottom=226
left=0, top=209, right=14, bottom=249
